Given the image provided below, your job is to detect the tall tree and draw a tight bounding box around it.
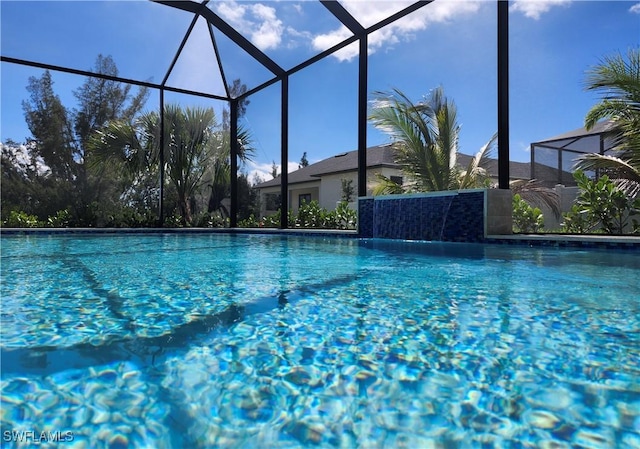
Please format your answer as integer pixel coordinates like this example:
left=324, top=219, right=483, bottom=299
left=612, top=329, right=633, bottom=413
left=22, top=70, right=77, bottom=181
left=209, top=79, right=254, bottom=214
left=73, top=54, right=148, bottom=152
left=299, top=152, right=309, bottom=168
left=369, top=86, right=559, bottom=215
left=574, top=47, right=640, bottom=197
left=74, top=55, right=149, bottom=223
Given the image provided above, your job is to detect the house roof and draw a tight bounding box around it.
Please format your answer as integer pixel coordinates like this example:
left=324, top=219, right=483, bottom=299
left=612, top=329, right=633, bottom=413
left=257, top=145, right=531, bottom=189
left=256, top=144, right=399, bottom=188
left=457, top=153, right=531, bottom=180
left=531, top=120, right=614, bottom=145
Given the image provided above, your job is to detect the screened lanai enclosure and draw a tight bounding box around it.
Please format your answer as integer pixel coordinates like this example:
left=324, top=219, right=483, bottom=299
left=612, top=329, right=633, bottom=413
left=1, top=0, right=512, bottom=228
left=530, top=120, right=617, bottom=188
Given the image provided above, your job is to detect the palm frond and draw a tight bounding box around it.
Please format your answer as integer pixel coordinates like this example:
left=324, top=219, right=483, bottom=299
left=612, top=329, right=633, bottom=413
left=574, top=153, right=640, bottom=182
left=585, top=48, right=640, bottom=102
left=458, top=133, right=497, bottom=189
left=580, top=47, right=640, bottom=201
left=574, top=152, right=640, bottom=198
left=86, top=120, right=145, bottom=174
left=369, top=86, right=458, bottom=192
left=372, top=173, right=406, bottom=196
left=510, top=179, right=561, bottom=218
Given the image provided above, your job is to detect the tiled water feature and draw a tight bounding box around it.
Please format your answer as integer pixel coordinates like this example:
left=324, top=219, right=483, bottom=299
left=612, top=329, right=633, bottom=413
left=358, top=189, right=512, bottom=242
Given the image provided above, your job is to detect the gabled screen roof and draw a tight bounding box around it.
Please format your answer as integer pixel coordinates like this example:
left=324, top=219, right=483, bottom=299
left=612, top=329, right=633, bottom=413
left=1, top=0, right=431, bottom=101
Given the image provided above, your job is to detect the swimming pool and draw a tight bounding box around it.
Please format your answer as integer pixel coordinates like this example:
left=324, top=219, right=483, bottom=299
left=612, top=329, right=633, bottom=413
left=1, top=233, right=639, bottom=448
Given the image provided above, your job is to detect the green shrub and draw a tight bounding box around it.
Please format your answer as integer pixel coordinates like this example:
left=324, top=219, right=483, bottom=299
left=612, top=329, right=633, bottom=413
left=333, top=201, right=357, bottom=230
left=562, top=171, right=640, bottom=234
left=261, top=212, right=281, bottom=228
left=46, top=209, right=71, bottom=227
left=512, top=194, right=544, bottom=233
left=239, top=201, right=357, bottom=230
left=164, top=213, right=184, bottom=228
left=295, top=200, right=329, bottom=228
left=561, top=204, right=594, bottom=234
left=237, top=214, right=259, bottom=228
left=3, top=210, right=43, bottom=228
left=191, top=211, right=228, bottom=228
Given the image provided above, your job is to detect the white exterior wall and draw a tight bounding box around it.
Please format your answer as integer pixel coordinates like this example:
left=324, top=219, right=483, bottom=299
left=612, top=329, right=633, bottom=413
left=318, top=167, right=404, bottom=209
left=259, top=182, right=321, bottom=216
left=290, top=186, right=320, bottom=213
left=318, top=173, right=357, bottom=210
left=539, top=185, right=579, bottom=230
left=258, top=167, right=404, bottom=215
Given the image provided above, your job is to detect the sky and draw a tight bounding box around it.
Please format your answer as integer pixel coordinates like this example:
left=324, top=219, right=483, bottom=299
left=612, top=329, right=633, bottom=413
left=1, top=0, right=639, bottom=182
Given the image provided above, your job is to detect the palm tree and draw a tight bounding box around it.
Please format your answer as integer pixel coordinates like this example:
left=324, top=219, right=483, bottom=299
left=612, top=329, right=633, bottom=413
left=574, top=47, right=640, bottom=197
left=207, top=124, right=254, bottom=215
left=88, top=104, right=221, bottom=224
left=369, top=86, right=561, bottom=218
left=369, top=86, right=495, bottom=194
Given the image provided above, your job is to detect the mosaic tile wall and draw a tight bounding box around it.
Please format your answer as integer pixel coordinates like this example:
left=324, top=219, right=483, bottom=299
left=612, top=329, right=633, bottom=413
left=358, top=191, right=485, bottom=242
left=358, top=198, right=375, bottom=238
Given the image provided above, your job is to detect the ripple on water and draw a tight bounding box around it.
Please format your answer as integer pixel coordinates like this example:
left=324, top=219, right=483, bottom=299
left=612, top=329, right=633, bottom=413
left=1, top=362, right=172, bottom=448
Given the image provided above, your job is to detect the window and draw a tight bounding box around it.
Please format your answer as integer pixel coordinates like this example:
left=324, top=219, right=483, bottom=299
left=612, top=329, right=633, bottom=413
left=299, top=194, right=311, bottom=207
left=265, top=193, right=281, bottom=211
left=390, top=176, right=403, bottom=186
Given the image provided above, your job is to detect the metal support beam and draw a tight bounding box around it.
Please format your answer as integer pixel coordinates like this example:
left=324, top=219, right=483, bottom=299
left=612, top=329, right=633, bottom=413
left=208, top=23, right=230, bottom=99
left=367, top=1, right=432, bottom=35
left=557, top=143, right=563, bottom=185
left=497, top=0, right=510, bottom=189
left=280, top=76, right=289, bottom=229
left=159, top=89, right=165, bottom=226
left=162, top=10, right=200, bottom=87
left=321, top=1, right=365, bottom=35
left=230, top=99, right=239, bottom=227
left=530, top=144, right=535, bottom=180
left=154, top=0, right=284, bottom=77
left=358, top=35, right=368, bottom=197
left=0, top=56, right=228, bottom=101
left=239, top=1, right=433, bottom=102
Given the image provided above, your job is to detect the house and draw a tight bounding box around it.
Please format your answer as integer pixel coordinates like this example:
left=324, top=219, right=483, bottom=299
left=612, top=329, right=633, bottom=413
left=255, top=144, right=531, bottom=217
left=255, top=145, right=399, bottom=216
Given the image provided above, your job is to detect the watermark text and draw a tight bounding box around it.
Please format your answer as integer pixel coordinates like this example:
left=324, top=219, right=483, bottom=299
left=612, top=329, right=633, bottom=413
left=2, top=430, right=74, bottom=444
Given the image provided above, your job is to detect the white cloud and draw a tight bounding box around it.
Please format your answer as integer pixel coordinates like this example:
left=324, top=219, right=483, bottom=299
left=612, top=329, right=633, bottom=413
left=200, top=0, right=578, bottom=67
left=510, top=0, right=572, bottom=20
left=312, top=1, right=482, bottom=62
left=1, top=141, right=50, bottom=177
left=245, top=160, right=299, bottom=185
left=214, top=1, right=284, bottom=51
left=630, top=2, right=640, bottom=14
left=311, top=26, right=355, bottom=60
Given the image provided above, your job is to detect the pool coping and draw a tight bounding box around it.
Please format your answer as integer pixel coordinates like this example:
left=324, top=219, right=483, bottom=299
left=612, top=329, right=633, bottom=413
left=0, top=227, right=360, bottom=238
left=1, top=228, right=639, bottom=250
left=486, top=233, right=640, bottom=250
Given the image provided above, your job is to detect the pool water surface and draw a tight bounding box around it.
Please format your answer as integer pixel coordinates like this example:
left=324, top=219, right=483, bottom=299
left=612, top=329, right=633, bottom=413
left=1, top=234, right=639, bottom=448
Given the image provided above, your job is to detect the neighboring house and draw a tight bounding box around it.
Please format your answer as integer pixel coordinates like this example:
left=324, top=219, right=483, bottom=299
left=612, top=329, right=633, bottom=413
left=255, top=144, right=531, bottom=217
left=255, top=144, right=401, bottom=216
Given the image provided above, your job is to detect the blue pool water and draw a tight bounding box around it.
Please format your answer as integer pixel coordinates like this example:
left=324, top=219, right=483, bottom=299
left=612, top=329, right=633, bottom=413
left=1, top=234, right=639, bottom=448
